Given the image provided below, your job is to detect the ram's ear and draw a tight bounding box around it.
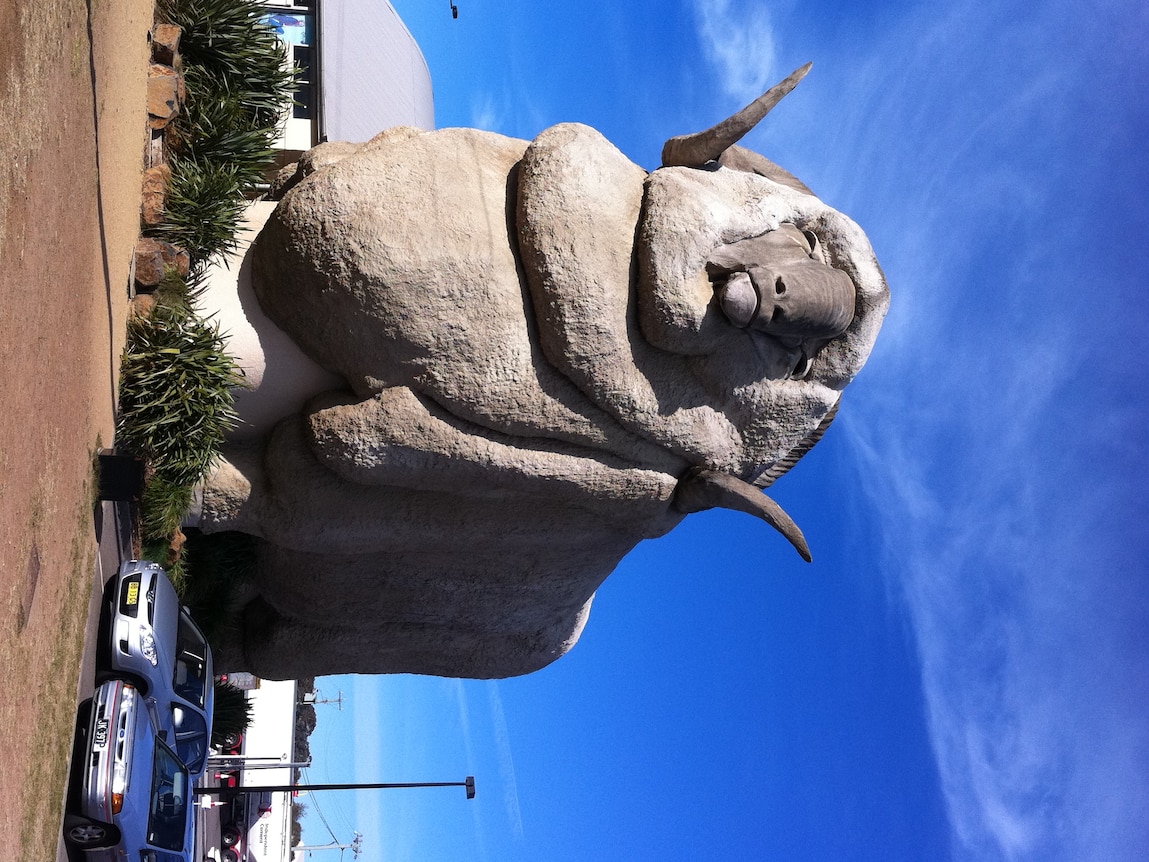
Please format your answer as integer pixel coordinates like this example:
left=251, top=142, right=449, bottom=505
left=715, top=146, right=815, bottom=195
left=661, top=63, right=812, bottom=168
left=754, top=399, right=839, bottom=489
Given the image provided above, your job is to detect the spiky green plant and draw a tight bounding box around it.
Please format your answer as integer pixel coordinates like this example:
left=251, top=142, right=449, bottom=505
left=149, top=0, right=296, bottom=270
left=150, top=155, right=247, bottom=270
left=174, top=529, right=258, bottom=638
left=116, top=306, right=243, bottom=488
left=125, top=0, right=296, bottom=571
left=211, top=680, right=253, bottom=749
left=142, top=476, right=193, bottom=533
left=175, top=68, right=279, bottom=189
left=158, top=0, right=292, bottom=108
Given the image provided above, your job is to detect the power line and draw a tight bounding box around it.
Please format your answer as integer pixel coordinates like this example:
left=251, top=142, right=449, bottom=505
left=298, top=769, right=344, bottom=845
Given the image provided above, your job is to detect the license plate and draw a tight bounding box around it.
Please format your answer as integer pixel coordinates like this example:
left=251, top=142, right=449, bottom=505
left=93, top=718, right=109, bottom=748
left=125, top=581, right=139, bottom=607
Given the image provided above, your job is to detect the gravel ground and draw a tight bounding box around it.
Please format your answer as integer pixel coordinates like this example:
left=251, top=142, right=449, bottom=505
left=0, top=1, right=154, bottom=858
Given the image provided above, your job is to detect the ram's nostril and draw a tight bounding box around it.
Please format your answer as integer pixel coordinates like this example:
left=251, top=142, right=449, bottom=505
left=775, top=276, right=786, bottom=296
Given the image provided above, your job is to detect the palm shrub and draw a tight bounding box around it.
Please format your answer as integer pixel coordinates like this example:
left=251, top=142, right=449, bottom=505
left=121, top=0, right=293, bottom=581
left=212, top=680, right=253, bottom=749
left=177, top=529, right=258, bottom=637
left=151, top=0, right=296, bottom=270
left=140, top=477, right=194, bottom=551
left=149, top=154, right=248, bottom=264
left=159, top=0, right=292, bottom=103
left=116, top=305, right=243, bottom=490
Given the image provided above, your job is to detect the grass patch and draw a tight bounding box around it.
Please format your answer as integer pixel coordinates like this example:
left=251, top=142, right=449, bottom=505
left=18, top=494, right=97, bottom=862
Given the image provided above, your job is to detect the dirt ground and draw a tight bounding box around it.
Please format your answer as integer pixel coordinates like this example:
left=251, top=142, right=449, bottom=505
left=0, top=0, right=154, bottom=858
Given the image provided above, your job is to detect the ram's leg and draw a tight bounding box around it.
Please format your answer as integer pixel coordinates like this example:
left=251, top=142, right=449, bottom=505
left=233, top=540, right=613, bottom=679
left=305, top=386, right=681, bottom=508
left=198, top=386, right=685, bottom=553
left=239, top=590, right=594, bottom=680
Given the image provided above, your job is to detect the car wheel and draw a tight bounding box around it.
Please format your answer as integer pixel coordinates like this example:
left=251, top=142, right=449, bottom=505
left=220, top=731, right=241, bottom=750
left=223, top=849, right=240, bottom=862
left=63, top=814, right=120, bottom=849
left=222, top=826, right=241, bottom=847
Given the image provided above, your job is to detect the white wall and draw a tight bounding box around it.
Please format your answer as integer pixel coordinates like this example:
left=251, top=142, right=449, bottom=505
left=320, top=0, right=435, bottom=138
left=242, top=679, right=298, bottom=862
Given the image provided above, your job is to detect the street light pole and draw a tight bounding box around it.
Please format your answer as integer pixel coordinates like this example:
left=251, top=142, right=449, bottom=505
left=195, top=776, right=476, bottom=799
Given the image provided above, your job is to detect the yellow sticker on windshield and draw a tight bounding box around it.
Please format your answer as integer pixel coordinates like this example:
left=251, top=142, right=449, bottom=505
left=126, top=581, right=139, bottom=606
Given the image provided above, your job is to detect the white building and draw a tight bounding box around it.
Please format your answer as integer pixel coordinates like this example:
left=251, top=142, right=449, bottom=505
left=239, top=679, right=298, bottom=862
left=260, top=1, right=435, bottom=162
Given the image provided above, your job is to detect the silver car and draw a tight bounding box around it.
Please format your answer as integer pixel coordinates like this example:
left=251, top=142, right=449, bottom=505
left=96, top=560, right=215, bottom=776
left=63, top=679, right=195, bottom=861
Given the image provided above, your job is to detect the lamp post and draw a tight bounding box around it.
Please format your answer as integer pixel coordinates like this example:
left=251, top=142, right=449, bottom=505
left=195, top=776, right=476, bottom=799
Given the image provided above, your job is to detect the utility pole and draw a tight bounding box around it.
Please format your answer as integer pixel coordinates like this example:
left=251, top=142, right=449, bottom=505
left=308, top=689, right=345, bottom=710
left=296, top=831, right=363, bottom=857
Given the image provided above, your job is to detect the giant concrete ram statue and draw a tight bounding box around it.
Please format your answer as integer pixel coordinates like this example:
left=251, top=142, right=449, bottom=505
left=200, top=65, right=889, bottom=679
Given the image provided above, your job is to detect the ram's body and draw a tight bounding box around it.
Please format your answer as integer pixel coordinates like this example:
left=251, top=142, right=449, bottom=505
left=200, top=72, right=889, bottom=679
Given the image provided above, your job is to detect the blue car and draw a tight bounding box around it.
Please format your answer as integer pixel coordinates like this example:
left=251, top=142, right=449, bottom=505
left=96, top=560, right=215, bottom=777
left=63, top=679, right=196, bottom=861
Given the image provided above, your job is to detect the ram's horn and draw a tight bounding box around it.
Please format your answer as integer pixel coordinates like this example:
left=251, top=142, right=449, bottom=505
left=661, top=62, right=812, bottom=168
left=673, top=467, right=812, bottom=562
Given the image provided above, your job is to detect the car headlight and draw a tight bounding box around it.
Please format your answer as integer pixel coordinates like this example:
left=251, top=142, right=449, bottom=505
left=111, top=760, right=129, bottom=813
left=139, top=630, right=158, bottom=666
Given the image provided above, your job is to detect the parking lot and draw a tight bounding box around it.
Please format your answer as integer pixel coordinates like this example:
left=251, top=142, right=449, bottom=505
left=62, top=498, right=238, bottom=862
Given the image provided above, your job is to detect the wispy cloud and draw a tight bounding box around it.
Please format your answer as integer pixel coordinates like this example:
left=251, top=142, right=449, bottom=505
left=827, top=0, right=1149, bottom=858
left=690, top=0, right=777, bottom=103
left=450, top=679, right=494, bottom=862
left=469, top=91, right=506, bottom=132
left=486, top=681, right=525, bottom=840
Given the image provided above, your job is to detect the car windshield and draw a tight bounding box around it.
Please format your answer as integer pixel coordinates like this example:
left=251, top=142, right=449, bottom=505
left=147, top=741, right=190, bottom=852
left=171, top=703, right=209, bottom=774
left=172, top=612, right=210, bottom=708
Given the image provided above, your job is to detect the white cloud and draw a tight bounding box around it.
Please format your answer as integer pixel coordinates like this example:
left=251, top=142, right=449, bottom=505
left=691, top=0, right=777, bottom=102
left=827, top=1, right=1149, bottom=857
left=847, top=333, right=1149, bottom=862
left=469, top=91, right=505, bottom=132
left=486, top=681, right=525, bottom=840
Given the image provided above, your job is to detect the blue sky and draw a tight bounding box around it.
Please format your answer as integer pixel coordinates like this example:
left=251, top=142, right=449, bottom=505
left=296, top=1, right=1149, bottom=860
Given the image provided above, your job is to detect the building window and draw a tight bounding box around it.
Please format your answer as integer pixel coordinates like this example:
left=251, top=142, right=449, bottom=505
left=261, top=10, right=316, bottom=120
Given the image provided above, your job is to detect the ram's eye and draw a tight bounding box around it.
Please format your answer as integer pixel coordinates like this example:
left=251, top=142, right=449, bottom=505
left=802, top=229, right=825, bottom=262
left=791, top=354, right=812, bottom=379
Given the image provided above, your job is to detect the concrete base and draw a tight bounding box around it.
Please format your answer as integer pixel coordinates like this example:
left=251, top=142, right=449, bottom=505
left=199, top=201, right=345, bottom=442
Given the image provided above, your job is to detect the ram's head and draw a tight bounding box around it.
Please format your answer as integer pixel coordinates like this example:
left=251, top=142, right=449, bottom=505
left=201, top=65, right=889, bottom=679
